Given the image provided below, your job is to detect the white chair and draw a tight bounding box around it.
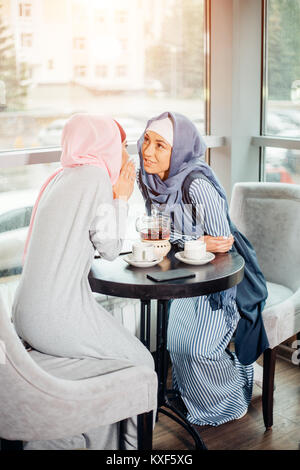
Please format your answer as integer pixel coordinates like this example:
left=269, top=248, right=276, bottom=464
left=230, top=182, right=300, bottom=429
left=0, top=294, right=157, bottom=450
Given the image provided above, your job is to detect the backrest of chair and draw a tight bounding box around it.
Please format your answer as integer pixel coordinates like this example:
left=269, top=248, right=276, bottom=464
left=0, top=294, right=158, bottom=442
left=230, top=182, right=300, bottom=292
left=0, top=293, right=51, bottom=438
left=0, top=292, right=34, bottom=385
left=0, top=275, right=20, bottom=319
left=0, top=294, right=69, bottom=440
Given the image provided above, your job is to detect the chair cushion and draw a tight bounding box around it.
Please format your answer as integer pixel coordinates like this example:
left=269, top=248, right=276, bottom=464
left=264, top=282, right=293, bottom=309
left=262, top=282, right=300, bottom=349
left=28, top=349, right=135, bottom=381
left=22, top=350, right=156, bottom=450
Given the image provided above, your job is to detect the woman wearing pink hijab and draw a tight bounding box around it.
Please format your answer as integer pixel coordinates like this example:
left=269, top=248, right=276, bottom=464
left=12, top=114, right=155, bottom=450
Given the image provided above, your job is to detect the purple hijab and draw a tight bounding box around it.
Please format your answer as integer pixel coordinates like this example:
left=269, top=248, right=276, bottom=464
left=137, top=111, right=208, bottom=206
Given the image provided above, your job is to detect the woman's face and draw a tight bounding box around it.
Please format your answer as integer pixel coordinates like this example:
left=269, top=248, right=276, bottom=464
left=121, top=140, right=129, bottom=167
left=142, top=131, right=172, bottom=180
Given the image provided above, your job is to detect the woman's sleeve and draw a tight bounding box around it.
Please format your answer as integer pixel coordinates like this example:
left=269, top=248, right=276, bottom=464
left=189, top=179, right=231, bottom=237
left=89, top=173, right=128, bottom=261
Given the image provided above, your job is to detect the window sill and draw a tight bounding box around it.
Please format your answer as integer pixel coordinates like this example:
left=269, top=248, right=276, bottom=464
left=0, top=136, right=226, bottom=169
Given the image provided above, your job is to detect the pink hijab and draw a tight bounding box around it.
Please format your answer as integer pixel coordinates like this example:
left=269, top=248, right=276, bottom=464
left=23, top=114, right=123, bottom=263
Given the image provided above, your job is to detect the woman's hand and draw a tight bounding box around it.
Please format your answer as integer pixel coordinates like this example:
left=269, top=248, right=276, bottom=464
left=113, top=160, right=136, bottom=201
left=203, top=235, right=234, bottom=253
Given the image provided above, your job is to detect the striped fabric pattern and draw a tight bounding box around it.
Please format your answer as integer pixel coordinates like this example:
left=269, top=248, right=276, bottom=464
left=167, top=178, right=254, bottom=426
left=189, top=179, right=230, bottom=237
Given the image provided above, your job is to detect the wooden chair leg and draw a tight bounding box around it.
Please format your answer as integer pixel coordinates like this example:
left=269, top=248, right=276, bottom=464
left=137, top=411, right=153, bottom=450
left=262, top=347, right=277, bottom=430
left=0, top=439, right=23, bottom=451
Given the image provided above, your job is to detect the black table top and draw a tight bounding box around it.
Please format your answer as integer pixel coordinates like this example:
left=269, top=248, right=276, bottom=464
left=89, top=249, right=245, bottom=301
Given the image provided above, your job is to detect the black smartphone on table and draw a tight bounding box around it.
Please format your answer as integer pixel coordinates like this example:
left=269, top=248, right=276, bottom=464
left=147, top=269, right=195, bottom=283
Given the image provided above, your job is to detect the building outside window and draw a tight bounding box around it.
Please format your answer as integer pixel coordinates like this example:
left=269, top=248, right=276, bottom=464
left=263, top=0, right=300, bottom=184
left=73, top=37, right=86, bottom=50
left=115, top=10, right=127, bottom=24
left=95, top=10, right=106, bottom=25
left=95, top=65, right=108, bottom=78
left=19, top=2, right=32, bottom=17
left=0, top=0, right=205, bottom=281
left=119, top=38, right=127, bottom=52
left=0, top=0, right=205, bottom=154
left=94, top=10, right=107, bottom=34
left=74, top=65, right=87, bottom=78
left=20, top=32, right=33, bottom=47
left=116, top=65, right=127, bottom=78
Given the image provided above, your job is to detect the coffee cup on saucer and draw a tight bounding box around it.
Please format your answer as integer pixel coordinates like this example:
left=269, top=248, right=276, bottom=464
left=132, top=242, right=155, bottom=262
left=184, top=240, right=206, bottom=260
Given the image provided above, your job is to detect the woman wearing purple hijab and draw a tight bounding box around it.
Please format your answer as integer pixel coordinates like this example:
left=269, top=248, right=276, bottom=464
left=137, top=112, right=255, bottom=426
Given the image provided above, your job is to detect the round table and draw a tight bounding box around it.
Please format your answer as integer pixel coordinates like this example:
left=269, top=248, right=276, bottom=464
left=89, top=248, right=245, bottom=450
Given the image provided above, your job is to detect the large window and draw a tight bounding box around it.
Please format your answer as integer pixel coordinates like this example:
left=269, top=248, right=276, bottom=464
left=0, top=0, right=205, bottom=153
left=264, top=0, right=300, bottom=183
left=264, top=146, right=299, bottom=183
left=0, top=0, right=206, bottom=278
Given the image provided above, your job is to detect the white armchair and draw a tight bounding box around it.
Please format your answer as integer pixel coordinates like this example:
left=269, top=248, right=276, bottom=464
left=0, top=294, right=157, bottom=450
left=230, top=182, right=300, bottom=429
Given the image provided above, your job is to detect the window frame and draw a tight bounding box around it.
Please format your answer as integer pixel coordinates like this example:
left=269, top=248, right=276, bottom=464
left=0, top=137, right=226, bottom=170
left=253, top=0, right=300, bottom=182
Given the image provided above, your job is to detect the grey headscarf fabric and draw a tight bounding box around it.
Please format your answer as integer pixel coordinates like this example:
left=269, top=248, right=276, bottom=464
left=137, top=111, right=208, bottom=207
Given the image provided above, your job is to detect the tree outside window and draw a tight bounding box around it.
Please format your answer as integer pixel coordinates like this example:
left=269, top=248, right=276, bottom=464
left=264, top=0, right=300, bottom=185
left=145, top=0, right=204, bottom=98
left=0, top=6, right=29, bottom=110
left=267, top=0, right=300, bottom=101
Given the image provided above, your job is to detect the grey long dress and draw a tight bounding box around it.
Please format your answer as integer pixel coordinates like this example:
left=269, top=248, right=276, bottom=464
left=12, top=165, right=154, bottom=450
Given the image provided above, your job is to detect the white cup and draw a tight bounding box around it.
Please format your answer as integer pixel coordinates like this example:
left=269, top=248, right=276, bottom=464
left=132, top=242, right=155, bottom=262
left=184, top=240, right=206, bottom=260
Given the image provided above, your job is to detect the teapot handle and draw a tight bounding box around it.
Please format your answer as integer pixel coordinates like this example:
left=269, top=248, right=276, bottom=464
left=135, top=217, right=142, bottom=232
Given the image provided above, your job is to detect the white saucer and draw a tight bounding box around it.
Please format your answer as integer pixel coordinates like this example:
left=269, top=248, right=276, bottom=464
left=123, top=254, right=163, bottom=268
left=175, top=251, right=215, bottom=265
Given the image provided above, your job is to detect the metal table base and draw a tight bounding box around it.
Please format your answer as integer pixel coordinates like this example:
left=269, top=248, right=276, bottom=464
left=140, top=299, right=207, bottom=450
left=90, top=251, right=245, bottom=450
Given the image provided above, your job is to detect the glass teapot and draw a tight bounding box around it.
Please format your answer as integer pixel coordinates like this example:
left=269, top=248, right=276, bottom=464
left=135, top=213, right=171, bottom=241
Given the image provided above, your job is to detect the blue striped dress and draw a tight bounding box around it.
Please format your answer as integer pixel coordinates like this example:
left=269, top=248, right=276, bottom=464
left=167, top=179, right=254, bottom=426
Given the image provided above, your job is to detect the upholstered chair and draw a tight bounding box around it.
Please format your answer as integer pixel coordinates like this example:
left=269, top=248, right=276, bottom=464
left=0, top=294, right=157, bottom=450
left=230, top=182, right=300, bottom=429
